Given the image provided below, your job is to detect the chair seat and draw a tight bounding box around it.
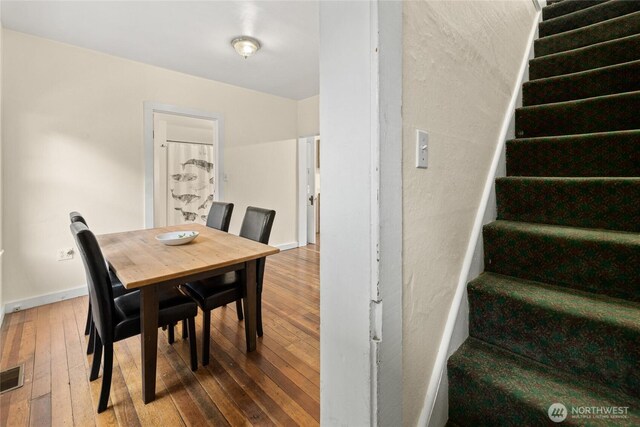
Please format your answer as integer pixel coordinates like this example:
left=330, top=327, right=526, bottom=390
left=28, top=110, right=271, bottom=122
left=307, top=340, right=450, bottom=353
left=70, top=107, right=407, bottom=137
left=181, top=272, right=242, bottom=311
left=113, top=287, right=197, bottom=341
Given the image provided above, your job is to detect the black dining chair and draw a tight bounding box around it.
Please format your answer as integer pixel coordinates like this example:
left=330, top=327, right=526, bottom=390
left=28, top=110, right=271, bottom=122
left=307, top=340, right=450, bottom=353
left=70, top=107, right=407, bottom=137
left=206, top=201, right=234, bottom=232
left=175, top=201, right=235, bottom=340
left=181, top=206, right=275, bottom=365
left=71, top=221, right=199, bottom=413
left=69, top=212, right=135, bottom=355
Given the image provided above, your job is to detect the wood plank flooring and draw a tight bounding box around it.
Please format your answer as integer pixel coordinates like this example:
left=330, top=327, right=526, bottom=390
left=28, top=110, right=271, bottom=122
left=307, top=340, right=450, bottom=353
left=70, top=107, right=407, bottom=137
left=0, top=243, right=319, bottom=426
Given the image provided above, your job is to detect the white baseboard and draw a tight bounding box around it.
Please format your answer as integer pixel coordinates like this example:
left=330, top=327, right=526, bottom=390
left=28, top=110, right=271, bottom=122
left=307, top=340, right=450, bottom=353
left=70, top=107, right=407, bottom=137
left=276, top=241, right=300, bottom=251
left=4, top=285, right=88, bottom=314
left=1, top=240, right=298, bottom=316
left=420, top=9, right=542, bottom=427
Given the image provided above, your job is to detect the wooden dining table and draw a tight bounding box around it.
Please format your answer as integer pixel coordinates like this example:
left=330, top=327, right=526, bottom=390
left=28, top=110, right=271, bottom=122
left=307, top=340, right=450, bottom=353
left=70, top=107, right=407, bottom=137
left=96, top=223, right=279, bottom=403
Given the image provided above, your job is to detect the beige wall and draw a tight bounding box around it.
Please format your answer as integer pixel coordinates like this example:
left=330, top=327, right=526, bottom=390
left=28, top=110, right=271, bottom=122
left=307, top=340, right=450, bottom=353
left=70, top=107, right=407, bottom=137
left=297, top=94, right=319, bottom=137
left=226, top=138, right=297, bottom=239
left=2, top=30, right=301, bottom=304
left=402, top=1, right=536, bottom=424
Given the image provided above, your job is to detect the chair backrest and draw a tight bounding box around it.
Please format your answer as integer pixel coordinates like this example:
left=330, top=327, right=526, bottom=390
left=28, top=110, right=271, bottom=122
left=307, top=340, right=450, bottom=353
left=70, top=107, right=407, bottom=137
left=206, top=202, right=234, bottom=232
left=71, top=222, right=116, bottom=344
left=239, top=207, right=276, bottom=290
left=69, top=211, right=88, bottom=226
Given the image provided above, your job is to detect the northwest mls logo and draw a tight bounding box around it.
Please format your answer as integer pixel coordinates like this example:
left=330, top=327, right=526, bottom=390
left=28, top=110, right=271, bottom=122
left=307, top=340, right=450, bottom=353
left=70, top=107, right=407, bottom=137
left=548, top=403, right=568, bottom=423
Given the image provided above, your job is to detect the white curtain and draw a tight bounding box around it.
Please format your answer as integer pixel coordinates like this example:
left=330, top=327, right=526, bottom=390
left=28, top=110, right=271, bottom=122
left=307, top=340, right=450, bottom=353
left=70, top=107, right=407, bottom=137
left=166, top=142, right=215, bottom=225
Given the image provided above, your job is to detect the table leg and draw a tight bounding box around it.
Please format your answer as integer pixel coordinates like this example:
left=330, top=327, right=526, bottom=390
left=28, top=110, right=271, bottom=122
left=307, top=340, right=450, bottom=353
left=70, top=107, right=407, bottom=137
left=243, top=259, right=258, bottom=352
left=140, top=286, right=159, bottom=403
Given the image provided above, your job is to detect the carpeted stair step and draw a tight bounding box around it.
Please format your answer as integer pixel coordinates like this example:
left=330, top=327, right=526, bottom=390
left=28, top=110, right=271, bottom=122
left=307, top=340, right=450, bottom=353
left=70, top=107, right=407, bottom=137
left=495, top=177, right=640, bottom=231
left=539, top=0, right=640, bottom=37
left=506, top=131, right=640, bottom=177
left=535, top=11, right=640, bottom=57
left=448, top=337, right=640, bottom=426
left=483, top=220, right=640, bottom=301
left=449, top=0, right=640, bottom=423
left=523, top=60, right=640, bottom=106
left=529, top=33, right=640, bottom=79
left=468, top=272, right=640, bottom=397
left=543, top=0, right=611, bottom=21
left=515, top=91, right=640, bottom=138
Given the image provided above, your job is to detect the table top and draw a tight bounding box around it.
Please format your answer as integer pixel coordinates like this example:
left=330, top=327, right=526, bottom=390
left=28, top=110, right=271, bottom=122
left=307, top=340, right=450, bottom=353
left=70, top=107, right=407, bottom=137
left=96, top=223, right=279, bottom=289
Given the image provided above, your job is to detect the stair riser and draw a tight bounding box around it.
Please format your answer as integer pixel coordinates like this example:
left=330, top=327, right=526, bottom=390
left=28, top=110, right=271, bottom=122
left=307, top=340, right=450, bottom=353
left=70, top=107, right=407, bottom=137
left=516, top=93, right=640, bottom=138
left=539, top=0, right=640, bottom=37
left=448, top=365, right=551, bottom=426
left=506, top=133, right=640, bottom=177
left=529, top=34, right=640, bottom=80
left=536, top=11, right=640, bottom=57
left=483, top=225, right=640, bottom=301
left=523, top=61, right=640, bottom=106
left=543, top=0, right=611, bottom=21
left=468, top=284, right=640, bottom=397
left=495, top=178, right=640, bottom=232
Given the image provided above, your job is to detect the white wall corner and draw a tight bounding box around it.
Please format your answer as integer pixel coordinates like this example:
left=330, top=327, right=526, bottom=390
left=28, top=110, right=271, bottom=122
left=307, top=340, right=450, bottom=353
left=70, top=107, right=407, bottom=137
left=319, top=0, right=403, bottom=424
left=421, top=9, right=542, bottom=427
left=374, top=0, right=404, bottom=425
left=4, top=284, right=88, bottom=314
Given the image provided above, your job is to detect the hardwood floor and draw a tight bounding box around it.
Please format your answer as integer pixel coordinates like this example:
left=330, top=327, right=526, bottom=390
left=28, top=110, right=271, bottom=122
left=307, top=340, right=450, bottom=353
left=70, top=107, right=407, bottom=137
left=0, top=245, right=319, bottom=426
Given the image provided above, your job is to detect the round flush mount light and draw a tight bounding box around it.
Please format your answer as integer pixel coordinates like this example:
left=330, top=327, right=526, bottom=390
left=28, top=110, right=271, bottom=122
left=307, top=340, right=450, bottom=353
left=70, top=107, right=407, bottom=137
left=231, top=36, right=261, bottom=59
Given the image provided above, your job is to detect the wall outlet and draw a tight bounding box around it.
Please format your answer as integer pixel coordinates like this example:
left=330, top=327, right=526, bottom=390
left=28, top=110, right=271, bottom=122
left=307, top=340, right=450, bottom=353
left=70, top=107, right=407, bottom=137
left=57, top=247, right=74, bottom=261
left=13, top=305, right=21, bottom=312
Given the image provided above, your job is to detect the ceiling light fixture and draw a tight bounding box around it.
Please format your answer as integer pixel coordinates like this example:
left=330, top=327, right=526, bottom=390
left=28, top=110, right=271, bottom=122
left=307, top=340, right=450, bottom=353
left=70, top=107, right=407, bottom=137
left=231, top=36, right=261, bottom=59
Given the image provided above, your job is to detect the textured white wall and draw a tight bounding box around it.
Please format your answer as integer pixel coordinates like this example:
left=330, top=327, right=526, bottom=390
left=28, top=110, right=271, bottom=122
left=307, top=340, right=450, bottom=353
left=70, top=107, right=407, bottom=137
left=2, top=30, right=299, bottom=304
left=402, top=1, right=537, bottom=425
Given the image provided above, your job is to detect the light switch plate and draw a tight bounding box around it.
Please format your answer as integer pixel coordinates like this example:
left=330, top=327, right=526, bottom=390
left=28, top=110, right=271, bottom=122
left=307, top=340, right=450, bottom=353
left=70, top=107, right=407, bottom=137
left=416, top=129, right=428, bottom=169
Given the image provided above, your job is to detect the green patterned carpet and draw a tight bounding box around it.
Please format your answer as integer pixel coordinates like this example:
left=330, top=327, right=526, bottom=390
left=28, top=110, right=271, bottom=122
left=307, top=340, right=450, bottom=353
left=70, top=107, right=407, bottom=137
left=448, top=1, right=640, bottom=425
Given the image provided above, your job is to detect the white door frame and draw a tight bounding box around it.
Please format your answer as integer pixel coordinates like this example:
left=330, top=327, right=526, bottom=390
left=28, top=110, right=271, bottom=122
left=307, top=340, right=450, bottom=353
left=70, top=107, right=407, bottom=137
left=297, top=135, right=319, bottom=247
left=320, top=1, right=402, bottom=424
left=144, top=102, right=225, bottom=228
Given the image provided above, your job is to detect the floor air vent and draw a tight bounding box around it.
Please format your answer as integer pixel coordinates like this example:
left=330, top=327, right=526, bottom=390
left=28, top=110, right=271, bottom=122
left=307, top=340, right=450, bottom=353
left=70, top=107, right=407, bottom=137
left=0, top=365, right=24, bottom=394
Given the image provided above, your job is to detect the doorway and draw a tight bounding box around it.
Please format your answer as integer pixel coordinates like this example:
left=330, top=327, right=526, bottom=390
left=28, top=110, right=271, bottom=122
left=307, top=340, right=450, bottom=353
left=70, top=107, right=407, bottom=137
left=153, top=113, right=218, bottom=226
left=144, top=103, right=224, bottom=228
left=298, top=135, right=320, bottom=247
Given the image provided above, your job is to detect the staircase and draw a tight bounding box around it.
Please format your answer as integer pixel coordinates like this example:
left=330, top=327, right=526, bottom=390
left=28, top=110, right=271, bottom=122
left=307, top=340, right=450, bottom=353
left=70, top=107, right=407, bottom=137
left=447, top=1, right=640, bottom=425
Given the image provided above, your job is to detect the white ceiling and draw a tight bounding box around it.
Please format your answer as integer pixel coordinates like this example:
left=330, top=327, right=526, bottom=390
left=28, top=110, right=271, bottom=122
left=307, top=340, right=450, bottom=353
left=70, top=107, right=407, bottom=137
left=1, top=1, right=319, bottom=100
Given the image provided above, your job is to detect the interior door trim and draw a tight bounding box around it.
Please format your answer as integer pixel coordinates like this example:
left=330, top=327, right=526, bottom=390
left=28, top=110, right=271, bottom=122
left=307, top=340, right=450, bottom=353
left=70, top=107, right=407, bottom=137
left=144, top=102, right=225, bottom=228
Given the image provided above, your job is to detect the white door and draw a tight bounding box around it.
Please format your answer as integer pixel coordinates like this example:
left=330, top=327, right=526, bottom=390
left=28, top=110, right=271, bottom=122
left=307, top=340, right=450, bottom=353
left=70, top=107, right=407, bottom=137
left=153, top=113, right=217, bottom=226
left=306, top=138, right=317, bottom=244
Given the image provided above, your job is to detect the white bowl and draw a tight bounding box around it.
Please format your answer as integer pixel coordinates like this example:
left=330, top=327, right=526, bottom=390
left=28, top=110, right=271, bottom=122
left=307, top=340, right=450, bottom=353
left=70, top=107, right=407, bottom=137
left=155, top=231, right=199, bottom=246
